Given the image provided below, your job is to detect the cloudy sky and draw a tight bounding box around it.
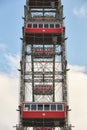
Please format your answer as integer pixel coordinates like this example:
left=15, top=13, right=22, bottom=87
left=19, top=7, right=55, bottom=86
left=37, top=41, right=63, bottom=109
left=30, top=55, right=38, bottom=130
left=0, top=0, right=87, bottom=130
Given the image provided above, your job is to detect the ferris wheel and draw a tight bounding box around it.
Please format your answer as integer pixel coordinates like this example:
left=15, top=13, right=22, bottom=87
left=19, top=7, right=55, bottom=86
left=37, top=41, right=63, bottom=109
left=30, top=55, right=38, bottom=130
left=16, top=1, right=72, bottom=130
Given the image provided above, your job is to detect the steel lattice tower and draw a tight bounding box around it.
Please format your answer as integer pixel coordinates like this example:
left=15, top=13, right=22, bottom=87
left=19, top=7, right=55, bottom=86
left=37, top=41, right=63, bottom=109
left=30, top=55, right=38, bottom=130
left=16, top=1, right=72, bottom=130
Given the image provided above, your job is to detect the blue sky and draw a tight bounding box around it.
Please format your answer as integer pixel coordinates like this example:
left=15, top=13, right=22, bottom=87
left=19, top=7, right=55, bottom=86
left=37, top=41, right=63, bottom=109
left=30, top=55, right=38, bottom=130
left=0, top=1, right=87, bottom=130
left=0, top=0, right=24, bottom=72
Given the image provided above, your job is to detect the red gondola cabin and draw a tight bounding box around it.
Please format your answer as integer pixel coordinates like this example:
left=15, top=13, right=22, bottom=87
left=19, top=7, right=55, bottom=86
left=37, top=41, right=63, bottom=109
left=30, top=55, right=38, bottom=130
left=34, top=85, right=53, bottom=95
left=24, top=22, right=62, bottom=34
left=21, top=102, right=66, bottom=127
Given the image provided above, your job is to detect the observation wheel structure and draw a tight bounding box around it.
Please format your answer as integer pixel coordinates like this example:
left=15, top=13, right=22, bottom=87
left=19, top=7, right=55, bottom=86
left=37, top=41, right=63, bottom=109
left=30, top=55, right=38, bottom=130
left=16, top=0, right=72, bottom=130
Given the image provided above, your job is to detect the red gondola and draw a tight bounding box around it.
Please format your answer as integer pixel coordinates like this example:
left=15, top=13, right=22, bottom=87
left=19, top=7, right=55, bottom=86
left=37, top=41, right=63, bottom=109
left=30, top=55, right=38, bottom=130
left=33, top=47, right=54, bottom=58
left=21, top=102, right=66, bottom=127
left=24, top=22, right=62, bottom=34
left=34, top=85, right=53, bottom=95
left=33, top=48, right=53, bottom=54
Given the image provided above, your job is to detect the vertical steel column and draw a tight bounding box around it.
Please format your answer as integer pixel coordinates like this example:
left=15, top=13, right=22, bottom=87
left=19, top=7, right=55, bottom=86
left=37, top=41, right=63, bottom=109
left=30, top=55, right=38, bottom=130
left=31, top=44, right=35, bottom=102
left=53, top=45, right=55, bottom=102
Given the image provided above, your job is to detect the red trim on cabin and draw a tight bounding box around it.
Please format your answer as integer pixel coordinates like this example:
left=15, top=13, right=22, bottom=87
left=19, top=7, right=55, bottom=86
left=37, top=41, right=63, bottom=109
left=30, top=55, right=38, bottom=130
left=24, top=28, right=62, bottom=34
left=33, top=50, right=53, bottom=53
left=22, top=111, right=66, bottom=119
left=34, top=87, right=53, bottom=91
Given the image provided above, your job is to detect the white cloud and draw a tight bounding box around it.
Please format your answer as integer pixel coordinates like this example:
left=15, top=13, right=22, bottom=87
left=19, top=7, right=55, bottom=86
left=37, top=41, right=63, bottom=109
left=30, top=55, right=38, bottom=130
left=0, top=54, right=20, bottom=130
left=68, top=64, right=85, bottom=73
left=0, top=73, right=19, bottom=130
left=4, top=54, right=20, bottom=76
left=68, top=65, right=87, bottom=130
left=73, top=5, right=87, bottom=17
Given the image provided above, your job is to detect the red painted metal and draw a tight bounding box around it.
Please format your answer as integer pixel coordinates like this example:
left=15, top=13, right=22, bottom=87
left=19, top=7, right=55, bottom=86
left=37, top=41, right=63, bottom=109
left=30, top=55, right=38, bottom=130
left=33, top=49, right=53, bottom=53
left=24, top=28, right=62, bottom=34
left=22, top=111, right=65, bottom=119
left=34, top=87, right=53, bottom=91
